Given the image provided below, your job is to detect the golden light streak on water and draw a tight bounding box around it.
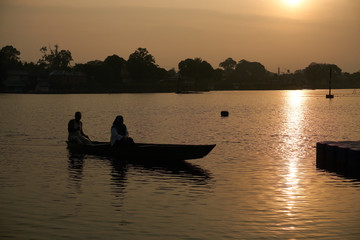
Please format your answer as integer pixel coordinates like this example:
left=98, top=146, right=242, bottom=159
left=280, top=90, right=307, bottom=230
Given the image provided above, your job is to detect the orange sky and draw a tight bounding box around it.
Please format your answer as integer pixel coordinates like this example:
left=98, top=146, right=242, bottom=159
left=0, top=0, right=359, bottom=73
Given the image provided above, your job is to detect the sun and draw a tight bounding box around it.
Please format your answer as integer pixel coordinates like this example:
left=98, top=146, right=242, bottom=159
left=285, top=0, right=301, bottom=6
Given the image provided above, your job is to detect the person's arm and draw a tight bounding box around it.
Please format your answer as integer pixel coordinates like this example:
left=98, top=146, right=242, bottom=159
left=79, top=122, right=89, bottom=139
left=125, top=126, right=129, bottom=137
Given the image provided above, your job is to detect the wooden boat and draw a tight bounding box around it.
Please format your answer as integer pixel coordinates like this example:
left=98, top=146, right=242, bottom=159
left=66, top=141, right=215, bottom=161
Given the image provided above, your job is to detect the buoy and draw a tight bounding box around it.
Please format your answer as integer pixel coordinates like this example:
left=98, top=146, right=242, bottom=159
left=221, top=111, right=229, bottom=117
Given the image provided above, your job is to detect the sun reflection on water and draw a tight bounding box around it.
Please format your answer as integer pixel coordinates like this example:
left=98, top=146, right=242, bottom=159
left=280, top=91, right=306, bottom=230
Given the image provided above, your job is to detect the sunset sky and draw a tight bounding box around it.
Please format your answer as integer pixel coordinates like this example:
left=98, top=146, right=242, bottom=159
left=0, top=0, right=359, bottom=73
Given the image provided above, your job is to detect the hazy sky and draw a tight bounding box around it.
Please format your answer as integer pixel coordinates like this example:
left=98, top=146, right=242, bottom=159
left=1, top=0, right=359, bottom=73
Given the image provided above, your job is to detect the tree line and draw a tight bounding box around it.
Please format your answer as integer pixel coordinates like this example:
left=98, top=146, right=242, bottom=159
left=0, top=45, right=359, bottom=93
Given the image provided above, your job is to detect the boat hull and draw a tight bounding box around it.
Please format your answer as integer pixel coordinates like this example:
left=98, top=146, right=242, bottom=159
left=67, top=141, right=215, bottom=161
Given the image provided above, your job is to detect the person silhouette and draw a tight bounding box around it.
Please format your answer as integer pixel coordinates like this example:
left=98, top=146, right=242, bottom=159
left=110, top=115, right=134, bottom=147
left=68, top=112, right=92, bottom=145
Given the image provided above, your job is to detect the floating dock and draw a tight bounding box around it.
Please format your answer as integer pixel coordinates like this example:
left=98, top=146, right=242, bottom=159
left=316, top=141, right=360, bottom=178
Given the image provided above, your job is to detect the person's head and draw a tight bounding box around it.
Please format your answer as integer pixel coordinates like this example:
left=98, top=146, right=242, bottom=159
left=113, top=115, right=124, bottom=126
left=75, top=112, right=82, bottom=121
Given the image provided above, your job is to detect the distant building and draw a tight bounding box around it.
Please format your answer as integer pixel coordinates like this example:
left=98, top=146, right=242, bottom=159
left=49, top=70, right=86, bottom=92
left=49, top=70, right=86, bottom=82
left=3, top=70, right=29, bottom=92
left=35, top=77, right=50, bottom=93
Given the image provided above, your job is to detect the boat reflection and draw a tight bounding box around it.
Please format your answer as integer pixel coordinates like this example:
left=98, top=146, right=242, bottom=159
left=110, top=157, right=212, bottom=188
left=68, top=153, right=85, bottom=182
left=128, top=158, right=211, bottom=179
left=67, top=153, right=212, bottom=212
left=67, top=153, right=212, bottom=186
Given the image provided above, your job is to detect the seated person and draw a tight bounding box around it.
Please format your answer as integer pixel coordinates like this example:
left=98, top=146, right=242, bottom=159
left=68, top=112, right=92, bottom=145
left=110, top=115, right=134, bottom=147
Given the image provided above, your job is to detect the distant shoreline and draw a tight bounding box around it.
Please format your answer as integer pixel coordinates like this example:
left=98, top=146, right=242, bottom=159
left=1, top=87, right=358, bottom=94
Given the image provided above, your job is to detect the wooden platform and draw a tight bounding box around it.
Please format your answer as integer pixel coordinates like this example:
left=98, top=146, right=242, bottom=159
left=316, top=141, right=360, bottom=178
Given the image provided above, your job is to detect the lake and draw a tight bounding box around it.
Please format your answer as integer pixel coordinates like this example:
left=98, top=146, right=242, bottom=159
left=1, top=90, right=360, bottom=239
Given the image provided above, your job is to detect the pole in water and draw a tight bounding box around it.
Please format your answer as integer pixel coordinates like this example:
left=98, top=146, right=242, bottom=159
left=326, top=67, right=334, bottom=98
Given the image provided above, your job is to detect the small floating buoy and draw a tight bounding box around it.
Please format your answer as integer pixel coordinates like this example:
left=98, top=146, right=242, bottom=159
left=221, top=111, right=229, bottom=117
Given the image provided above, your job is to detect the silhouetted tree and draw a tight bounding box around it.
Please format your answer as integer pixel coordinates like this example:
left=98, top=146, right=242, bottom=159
left=74, top=60, right=107, bottom=90
left=178, top=58, right=214, bottom=80
left=178, top=58, right=214, bottom=89
left=0, top=45, right=22, bottom=89
left=0, top=45, right=22, bottom=71
left=38, top=44, right=73, bottom=70
left=304, top=62, right=341, bottom=88
left=104, top=54, right=126, bottom=83
left=104, top=55, right=126, bottom=68
left=213, top=68, right=224, bottom=82
left=167, top=68, right=177, bottom=77
left=219, top=57, right=236, bottom=81
left=348, top=71, right=360, bottom=88
left=233, top=59, right=268, bottom=85
left=0, top=45, right=21, bottom=64
left=219, top=57, right=236, bottom=72
left=3, top=44, right=360, bottom=92
left=153, top=67, right=169, bottom=80
left=127, top=48, right=157, bottom=81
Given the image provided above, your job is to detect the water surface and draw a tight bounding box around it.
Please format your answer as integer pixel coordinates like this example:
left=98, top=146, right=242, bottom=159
left=1, top=90, right=360, bottom=239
